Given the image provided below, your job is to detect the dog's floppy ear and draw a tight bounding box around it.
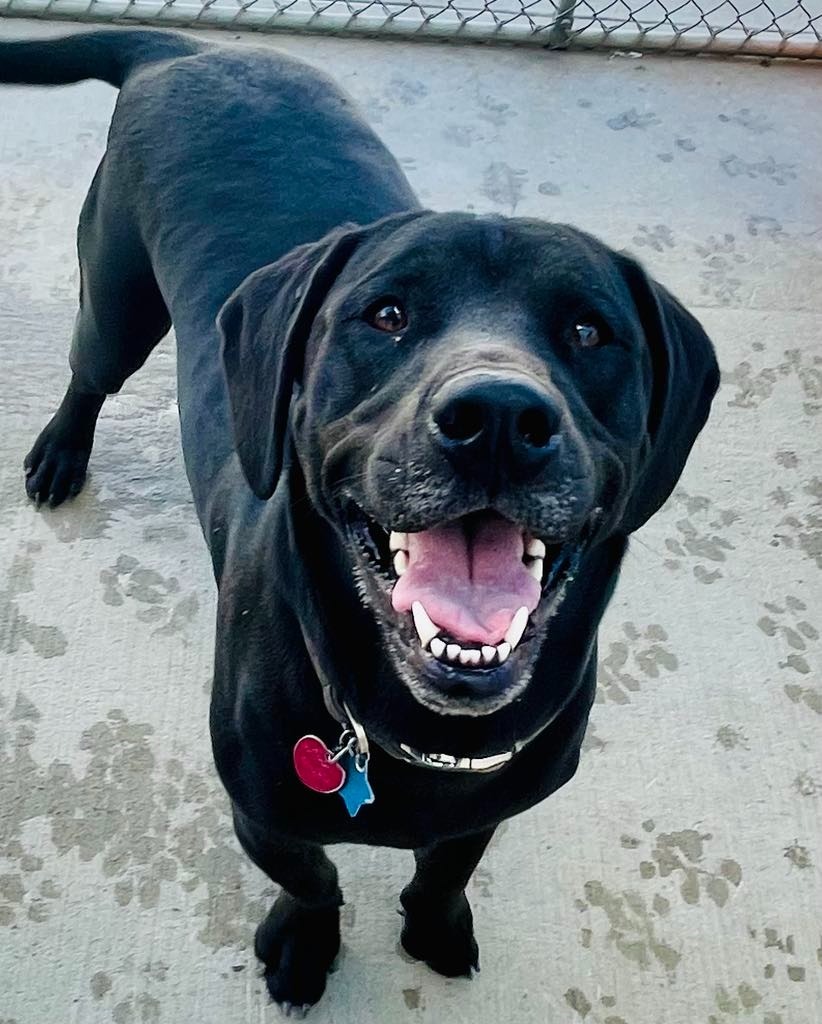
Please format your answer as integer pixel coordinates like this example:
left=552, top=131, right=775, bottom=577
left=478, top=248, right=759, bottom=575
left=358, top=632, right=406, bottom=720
left=218, top=224, right=364, bottom=499
left=618, top=255, right=720, bottom=534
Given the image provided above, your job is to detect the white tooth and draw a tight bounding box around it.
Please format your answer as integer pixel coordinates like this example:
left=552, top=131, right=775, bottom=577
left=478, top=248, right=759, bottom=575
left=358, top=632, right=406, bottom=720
left=496, top=641, right=511, bottom=663
left=527, top=557, right=544, bottom=582
left=389, top=531, right=408, bottom=552
left=412, top=602, right=439, bottom=648
left=467, top=649, right=482, bottom=667
left=393, top=551, right=409, bottom=576
left=526, top=537, right=546, bottom=559
left=504, top=606, right=529, bottom=650
left=459, top=650, right=473, bottom=666
left=446, top=643, right=462, bottom=661
left=430, top=637, right=446, bottom=658
left=481, top=645, right=497, bottom=665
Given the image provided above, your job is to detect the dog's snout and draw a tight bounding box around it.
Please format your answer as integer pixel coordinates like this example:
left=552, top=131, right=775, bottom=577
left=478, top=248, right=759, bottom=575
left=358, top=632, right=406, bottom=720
left=431, top=375, right=561, bottom=478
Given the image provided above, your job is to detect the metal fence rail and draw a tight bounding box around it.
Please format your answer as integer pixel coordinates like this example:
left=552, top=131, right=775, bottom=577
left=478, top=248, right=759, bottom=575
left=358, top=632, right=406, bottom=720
left=1, top=0, right=820, bottom=56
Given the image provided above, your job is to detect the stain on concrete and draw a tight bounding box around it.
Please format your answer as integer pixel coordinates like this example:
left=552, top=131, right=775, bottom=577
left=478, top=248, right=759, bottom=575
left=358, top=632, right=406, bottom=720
left=402, top=987, right=422, bottom=1010
left=715, top=725, right=749, bottom=750
left=90, top=971, right=113, bottom=999
left=564, top=987, right=592, bottom=1017
left=472, top=866, right=493, bottom=898
left=480, top=162, right=527, bottom=214
left=0, top=544, right=68, bottom=659
left=782, top=843, right=812, bottom=869
left=793, top=771, right=820, bottom=797
left=580, top=721, right=607, bottom=754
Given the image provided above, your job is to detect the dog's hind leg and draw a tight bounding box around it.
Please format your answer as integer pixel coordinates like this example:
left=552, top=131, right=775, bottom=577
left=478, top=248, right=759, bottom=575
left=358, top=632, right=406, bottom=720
left=399, top=826, right=495, bottom=978
left=233, top=809, right=343, bottom=1013
left=24, top=160, right=171, bottom=506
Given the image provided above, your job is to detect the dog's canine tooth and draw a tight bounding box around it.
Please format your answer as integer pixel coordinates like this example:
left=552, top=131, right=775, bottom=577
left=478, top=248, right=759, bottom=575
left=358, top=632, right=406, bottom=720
left=527, top=557, right=543, bottom=582
left=393, top=550, right=409, bottom=576
left=496, top=641, right=512, bottom=663
left=481, top=645, right=497, bottom=665
left=446, top=643, right=461, bottom=661
left=504, top=606, right=529, bottom=650
left=430, top=636, right=446, bottom=658
left=412, top=601, right=439, bottom=648
left=389, top=530, right=408, bottom=552
left=525, top=537, right=546, bottom=559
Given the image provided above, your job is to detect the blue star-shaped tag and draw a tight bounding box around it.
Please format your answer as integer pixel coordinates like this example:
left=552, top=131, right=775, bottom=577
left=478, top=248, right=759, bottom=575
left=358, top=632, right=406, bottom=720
left=337, top=752, right=375, bottom=817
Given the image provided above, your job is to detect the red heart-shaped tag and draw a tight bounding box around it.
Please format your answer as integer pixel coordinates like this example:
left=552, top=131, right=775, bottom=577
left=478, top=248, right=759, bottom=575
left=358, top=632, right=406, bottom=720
left=293, top=735, right=346, bottom=794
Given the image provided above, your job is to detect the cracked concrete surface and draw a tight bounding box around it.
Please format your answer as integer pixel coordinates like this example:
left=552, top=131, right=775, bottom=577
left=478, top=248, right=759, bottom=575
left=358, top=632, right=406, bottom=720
left=1, top=19, right=821, bottom=1024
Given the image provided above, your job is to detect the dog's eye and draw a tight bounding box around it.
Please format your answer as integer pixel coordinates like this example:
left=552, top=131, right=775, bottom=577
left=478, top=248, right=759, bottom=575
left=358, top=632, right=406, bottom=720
left=364, top=299, right=408, bottom=333
left=571, top=322, right=606, bottom=349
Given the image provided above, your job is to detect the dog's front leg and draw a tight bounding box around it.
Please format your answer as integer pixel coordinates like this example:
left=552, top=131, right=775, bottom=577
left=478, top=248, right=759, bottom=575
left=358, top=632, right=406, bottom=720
left=233, top=808, right=342, bottom=1015
left=400, top=826, right=495, bottom=978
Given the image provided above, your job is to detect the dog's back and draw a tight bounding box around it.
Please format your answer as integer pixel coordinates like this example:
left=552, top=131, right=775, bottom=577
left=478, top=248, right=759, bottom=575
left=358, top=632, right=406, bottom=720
left=1, top=30, right=418, bottom=510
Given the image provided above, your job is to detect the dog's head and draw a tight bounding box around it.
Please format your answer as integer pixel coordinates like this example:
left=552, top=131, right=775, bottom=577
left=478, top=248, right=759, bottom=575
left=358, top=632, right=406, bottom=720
left=219, top=212, right=718, bottom=729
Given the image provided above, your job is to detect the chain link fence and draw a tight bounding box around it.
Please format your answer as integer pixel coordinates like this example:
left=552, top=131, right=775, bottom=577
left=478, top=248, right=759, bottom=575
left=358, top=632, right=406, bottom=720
left=0, top=0, right=820, bottom=56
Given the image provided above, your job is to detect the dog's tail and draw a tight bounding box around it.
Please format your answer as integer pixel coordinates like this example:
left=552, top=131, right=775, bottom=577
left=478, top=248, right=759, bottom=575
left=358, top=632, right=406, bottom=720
left=0, top=29, right=201, bottom=88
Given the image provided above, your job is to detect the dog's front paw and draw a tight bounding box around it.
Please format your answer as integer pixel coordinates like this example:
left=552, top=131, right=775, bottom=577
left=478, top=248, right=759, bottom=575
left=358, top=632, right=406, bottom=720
left=24, top=424, right=91, bottom=507
left=399, top=888, right=480, bottom=978
left=255, top=892, right=340, bottom=1013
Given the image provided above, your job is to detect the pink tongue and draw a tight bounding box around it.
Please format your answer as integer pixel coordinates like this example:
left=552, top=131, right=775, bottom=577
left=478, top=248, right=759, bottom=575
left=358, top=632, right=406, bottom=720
left=391, top=515, right=540, bottom=645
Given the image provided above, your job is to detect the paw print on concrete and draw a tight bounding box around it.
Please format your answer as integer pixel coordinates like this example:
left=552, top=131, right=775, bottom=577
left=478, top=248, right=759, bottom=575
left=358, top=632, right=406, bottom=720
left=475, top=91, right=516, bottom=128
left=563, top=986, right=634, bottom=1024
left=625, top=820, right=743, bottom=909
left=717, top=108, right=775, bottom=134
left=606, top=108, right=661, bottom=131
left=662, top=488, right=737, bottom=584
left=577, top=876, right=682, bottom=973
left=707, top=982, right=784, bottom=1024
left=385, top=76, right=428, bottom=106
left=757, top=595, right=817, bottom=676
left=578, top=821, right=742, bottom=980
left=715, top=724, right=749, bottom=750
left=596, top=622, right=678, bottom=704
left=86, top=957, right=180, bottom=1024
left=99, top=555, right=199, bottom=639
left=0, top=706, right=264, bottom=948
left=747, top=214, right=785, bottom=239
left=0, top=542, right=68, bottom=659
left=723, top=925, right=819, bottom=1019
left=632, top=223, right=675, bottom=253
left=727, top=347, right=822, bottom=415
left=695, top=233, right=747, bottom=306
left=719, top=154, right=796, bottom=185
left=757, top=595, right=820, bottom=715
left=769, top=477, right=822, bottom=570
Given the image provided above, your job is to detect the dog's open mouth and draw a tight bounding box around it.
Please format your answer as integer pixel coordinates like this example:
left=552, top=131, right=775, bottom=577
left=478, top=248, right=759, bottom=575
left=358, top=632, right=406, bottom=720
left=347, top=507, right=585, bottom=711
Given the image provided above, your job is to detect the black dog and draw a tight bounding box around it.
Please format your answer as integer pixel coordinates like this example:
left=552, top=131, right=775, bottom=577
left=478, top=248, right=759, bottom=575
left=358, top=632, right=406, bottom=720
left=1, top=31, right=718, bottom=1014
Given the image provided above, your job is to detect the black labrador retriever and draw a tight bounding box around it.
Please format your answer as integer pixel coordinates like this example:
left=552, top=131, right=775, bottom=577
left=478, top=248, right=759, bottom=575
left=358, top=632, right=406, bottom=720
left=1, top=30, right=718, bottom=1014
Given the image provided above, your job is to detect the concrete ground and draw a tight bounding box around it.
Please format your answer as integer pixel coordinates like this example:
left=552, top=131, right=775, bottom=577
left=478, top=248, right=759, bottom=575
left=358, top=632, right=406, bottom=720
left=1, top=18, right=821, bottom=1024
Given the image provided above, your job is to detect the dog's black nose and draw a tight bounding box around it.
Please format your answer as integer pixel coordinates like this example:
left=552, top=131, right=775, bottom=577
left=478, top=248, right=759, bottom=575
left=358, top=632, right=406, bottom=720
left=431, top=375, right=561, bottom=479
